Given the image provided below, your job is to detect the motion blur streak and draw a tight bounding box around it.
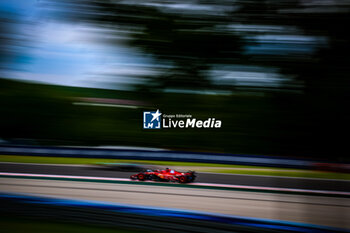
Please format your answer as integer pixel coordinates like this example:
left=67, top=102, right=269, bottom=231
left=0, top=177, right=349, bottom=229
left=1, top=0, right=349, bottom=232
left=0, top=0, right=350, bottom=157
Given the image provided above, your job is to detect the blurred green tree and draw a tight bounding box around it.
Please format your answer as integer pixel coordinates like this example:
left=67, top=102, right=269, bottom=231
left=51, top=0, right=245, bottom=91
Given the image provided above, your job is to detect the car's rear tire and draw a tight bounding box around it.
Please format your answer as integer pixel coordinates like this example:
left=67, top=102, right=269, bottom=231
left=137, top=173, right=145, bottom=181
left=179, top=176, right=187, bottom=183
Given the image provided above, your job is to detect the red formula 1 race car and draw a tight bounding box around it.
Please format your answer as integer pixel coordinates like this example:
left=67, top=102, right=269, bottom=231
left=130, top=168, right=196, bottom=183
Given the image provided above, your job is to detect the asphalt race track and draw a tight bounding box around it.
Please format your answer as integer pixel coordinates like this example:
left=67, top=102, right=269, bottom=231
left=0, top=163, right=349, bottom=192
left=1, top=162, right=350, bottom=229
left=0, top=177, right=349, bottom=229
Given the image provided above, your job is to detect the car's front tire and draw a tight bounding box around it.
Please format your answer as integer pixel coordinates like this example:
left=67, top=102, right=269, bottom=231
left=178, top=176, right=187, bottom=183
left=137, top=173, right=146, bottom=181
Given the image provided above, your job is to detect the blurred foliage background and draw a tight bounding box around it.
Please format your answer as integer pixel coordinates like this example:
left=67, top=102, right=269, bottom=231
left=0, top=0, right=350, bottom=161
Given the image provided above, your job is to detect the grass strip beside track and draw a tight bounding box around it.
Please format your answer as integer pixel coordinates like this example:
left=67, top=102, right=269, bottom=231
left=1, top=155, right=349, bottom=180
left=0, top=155, right=255, bottom=167
left=205, top=169, right=350, bottom=180
left=1, top=172, right=349, bottom=198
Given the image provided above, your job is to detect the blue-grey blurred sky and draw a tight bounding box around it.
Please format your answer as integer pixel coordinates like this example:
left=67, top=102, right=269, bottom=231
left=0, top=0, right=153, bottom=89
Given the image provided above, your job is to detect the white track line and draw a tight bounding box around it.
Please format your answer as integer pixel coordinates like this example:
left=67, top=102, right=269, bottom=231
left=0, top=172, right=130, bottom=181
left=0, top=172, right=349, bottom=196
